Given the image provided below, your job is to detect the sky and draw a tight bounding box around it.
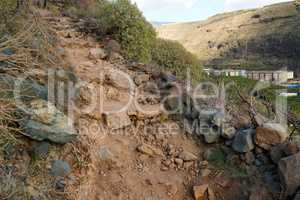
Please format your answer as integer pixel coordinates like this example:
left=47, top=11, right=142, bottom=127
left=131, top=0, right=292, bottom=22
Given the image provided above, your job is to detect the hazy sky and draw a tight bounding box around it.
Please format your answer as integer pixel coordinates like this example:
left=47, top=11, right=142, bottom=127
left=132, top=0, right=292, bottom=22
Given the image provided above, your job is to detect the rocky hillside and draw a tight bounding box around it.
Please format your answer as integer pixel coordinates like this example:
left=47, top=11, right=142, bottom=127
left=158, top=1, right=300, bottom=76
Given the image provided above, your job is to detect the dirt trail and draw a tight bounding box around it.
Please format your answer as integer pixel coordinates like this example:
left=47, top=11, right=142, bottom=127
left=47, top=16, right=204, bottom=200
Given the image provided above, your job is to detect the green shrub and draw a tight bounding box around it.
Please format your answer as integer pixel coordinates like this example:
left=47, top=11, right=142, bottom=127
left=151, top=38, right=203, bottom=82
left=69, top=0, right=156, bottom=63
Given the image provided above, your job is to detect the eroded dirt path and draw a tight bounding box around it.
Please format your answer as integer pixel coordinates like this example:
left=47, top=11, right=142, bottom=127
left=47, top=16, right=204, bottom=200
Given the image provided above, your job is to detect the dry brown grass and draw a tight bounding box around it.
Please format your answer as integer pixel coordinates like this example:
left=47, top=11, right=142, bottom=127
left=0, top=2, right=63, bottom=148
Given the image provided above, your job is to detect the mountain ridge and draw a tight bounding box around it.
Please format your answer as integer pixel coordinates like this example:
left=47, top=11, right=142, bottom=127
left=158, top=1, right=300, bottom=76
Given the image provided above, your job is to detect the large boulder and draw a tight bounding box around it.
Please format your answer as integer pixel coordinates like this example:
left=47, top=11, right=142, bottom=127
left=278, top=152, right=300, bottom=196
left=232, top=129, right=255, bottom=153
left=255, top=123, right=288, bottom=150
left=23, top=100, right=77, bottom=144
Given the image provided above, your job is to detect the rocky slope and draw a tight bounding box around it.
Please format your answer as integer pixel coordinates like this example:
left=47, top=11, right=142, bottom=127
left=158, top=1, right=300, bottom=76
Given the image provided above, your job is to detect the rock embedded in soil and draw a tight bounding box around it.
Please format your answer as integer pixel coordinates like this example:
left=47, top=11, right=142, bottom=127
left=193, top=184, right=209, bottom=200
left=103, top=112, right=131, bottom=130
left=203, top=129, right=220, bottom=144
left=98, top=147, right=114, bottom=161
left=278, top=152, right=300, bottom=196
left=33, top=142, right=50, bottom=158
left=255, top=123, right=288, bottom=150
left=178, top=150, right=198, bottom=161
left=232, top=129, right=255, bottom=153
left=50, top=160, right=71, bottom=177
left=88, top=48, right=107, bottom=60
left=105, top=70, right=132, bottom=90
left=221, top=126, right=236, bottom=140
left=270, top=144, right=286, bottom=164
left=24, top=99, right=77, bottom=144
left=134, top=74, right=150, bottom=86
left=200, top=168, right=211, bottom=178
left=137, top=143, right=164, bottom=157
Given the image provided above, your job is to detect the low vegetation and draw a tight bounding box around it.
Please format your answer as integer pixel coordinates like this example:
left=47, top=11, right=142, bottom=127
left=151, top=38, right=203, bottom=82
left=207, top=148, right=248, bottom=178
left=67, top=0, right=203, bottom=80
left=69, top=0, right=156, bottom=63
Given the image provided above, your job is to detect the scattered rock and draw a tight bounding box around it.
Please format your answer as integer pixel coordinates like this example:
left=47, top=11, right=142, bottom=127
left=200, top=168, right=211, bottom=178
left=221, top=126, right=236, bottom=140
left=105, top=86, right=120, bottom=100
left=88, top=48, right=107, bottom=60
left=134, top=74, right=150, bottom=86
left=55, top=178, right=66, bottom=192
left=284, top=142, right=299, bottom=156
left=50, top=160, right=71, bottom=177
left=165, top=183, right=178, bottom=196
left=199, top=160, right=209, bottom=168
left=179, top=150, right=198, bottom=161
left=174, top=158, right=184, bottom=166
left=162, top=72, right=177, bottom=83
left=1, top=48, right=15, bottom=56
left=232, top=129, right=255, bottom=153
left=270, top=144, right=286, bottom=164
left=255, top=123, right=288, bottom=150
left=33, top=142, right=50, bottom=158
left=203, top=129, right=220, bottom=144
left=98, top=147, right=114, bottom=161
left=278, top=152, right=300, bottom=196
left=203, top=149, right=215, bottom=160
left=193, top=184, right=209, bottom=200
left=105, top=39, right=121, bottom=55
left=207, top=187, right=216, bottom=200
left=137, top=143, right=164, bottom=157
left=105, top=70, right=132, bottom=90
left=184, top=161, right=194, bottom=169
left=249, top=185, right=272, bottom=200
left=24, top=100, right=77, bottom=144
left=103, top=112, right=131, bottom=130
left=244, top=152, right=255, bottom=165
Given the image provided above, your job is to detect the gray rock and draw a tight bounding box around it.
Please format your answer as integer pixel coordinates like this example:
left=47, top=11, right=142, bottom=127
left=50, top=160, right=71, bottom=177
left=1, top=48, right=15, bottom=56
left=88, top=48, right=107, bottom=59
left=0, top=75, right=47, bottom=100
left=278, top=152, right=300, bottom=196
left=55, top=178, right=66, bottom=191
left=23, top=100, right=77, bottom=144
left=270, top=144, right=286, bottom=164
left=232, top=129, right=255, bottom=153
left=33, top=142, right=50, bottom=158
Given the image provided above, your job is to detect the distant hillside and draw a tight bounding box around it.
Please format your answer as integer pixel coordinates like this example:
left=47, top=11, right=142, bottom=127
left=158, top=1, right=300, bottom=76
left=151, top=21, right=174, bottom=27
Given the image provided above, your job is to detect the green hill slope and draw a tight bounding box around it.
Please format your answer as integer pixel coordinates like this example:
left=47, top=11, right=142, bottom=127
left=158, top=1, right=300, bottom=76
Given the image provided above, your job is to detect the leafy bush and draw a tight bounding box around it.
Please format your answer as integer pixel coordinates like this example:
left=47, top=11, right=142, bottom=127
left=151, top=38, right=203, bottom=82
left=70, top=0, right=156, bottom=63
